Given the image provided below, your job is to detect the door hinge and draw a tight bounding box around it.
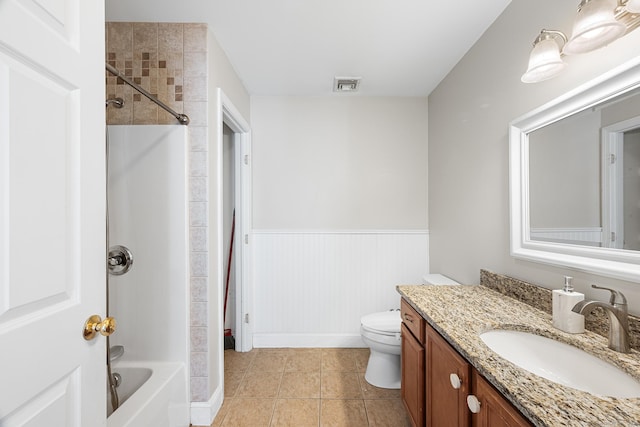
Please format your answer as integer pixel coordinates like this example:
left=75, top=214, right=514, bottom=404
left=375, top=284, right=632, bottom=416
left=244, top=234, right=249, bottom=244
left=611, top=231, right=616, bottom=242
left=611, top=154, right=617, bottom=164
left=244, top=154, right=249, bottom=165
left=245, top=313, right=250, bottom=323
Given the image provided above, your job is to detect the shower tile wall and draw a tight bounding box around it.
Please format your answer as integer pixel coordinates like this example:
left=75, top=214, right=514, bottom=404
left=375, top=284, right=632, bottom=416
left=106, top=22, right=210, bottom=401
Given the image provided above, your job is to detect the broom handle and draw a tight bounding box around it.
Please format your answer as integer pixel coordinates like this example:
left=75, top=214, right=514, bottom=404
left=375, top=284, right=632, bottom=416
left=223, top=209, right=236, bottom=324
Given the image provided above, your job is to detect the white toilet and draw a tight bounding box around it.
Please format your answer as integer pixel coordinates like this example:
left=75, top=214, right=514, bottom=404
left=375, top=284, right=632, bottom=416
left=360, top=273, right=460, bottom=389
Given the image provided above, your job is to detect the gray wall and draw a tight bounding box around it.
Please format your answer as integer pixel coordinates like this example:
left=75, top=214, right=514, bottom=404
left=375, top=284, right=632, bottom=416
left=428, top=0, right=640, bottom=315
left=251, top=96, right=428, bottom=230
left=528, top=110, right=600, bottom=228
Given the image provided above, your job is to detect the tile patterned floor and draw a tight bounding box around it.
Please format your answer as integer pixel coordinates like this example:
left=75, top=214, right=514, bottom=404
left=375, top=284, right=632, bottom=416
left=209, top=348, right=411, bottom=427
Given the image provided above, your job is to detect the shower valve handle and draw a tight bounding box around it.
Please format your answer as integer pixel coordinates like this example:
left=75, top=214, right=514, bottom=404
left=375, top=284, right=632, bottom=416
left=83, top=315, right=117, bottom=340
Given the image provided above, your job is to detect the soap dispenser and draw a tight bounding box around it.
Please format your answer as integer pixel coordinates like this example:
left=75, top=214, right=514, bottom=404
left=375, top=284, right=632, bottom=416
left=552, top=276, right=585, bottom=333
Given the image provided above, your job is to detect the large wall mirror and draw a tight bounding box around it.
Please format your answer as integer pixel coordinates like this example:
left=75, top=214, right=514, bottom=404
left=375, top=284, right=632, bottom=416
left=510, top=57, right=640, bottom=281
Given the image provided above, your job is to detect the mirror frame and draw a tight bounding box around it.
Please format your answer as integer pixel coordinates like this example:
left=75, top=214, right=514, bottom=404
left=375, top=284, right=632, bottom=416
left=509, top=57, right=640, bottom=282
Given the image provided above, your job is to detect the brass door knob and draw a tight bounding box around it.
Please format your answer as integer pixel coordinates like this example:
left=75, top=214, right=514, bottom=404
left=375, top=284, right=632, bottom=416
left=83, top=315, right=117, bottom=340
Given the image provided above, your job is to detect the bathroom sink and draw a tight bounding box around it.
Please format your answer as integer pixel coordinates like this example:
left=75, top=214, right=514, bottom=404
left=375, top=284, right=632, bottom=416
left=479, top=329, right=640, bottom=398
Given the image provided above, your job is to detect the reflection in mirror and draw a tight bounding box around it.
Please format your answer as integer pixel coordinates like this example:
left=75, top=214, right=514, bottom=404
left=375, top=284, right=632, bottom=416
left=528, top=88, right=640, bottom=250
left=509, top=58, right=640, bottom=281
left=623, top=128, right=640, bottom=250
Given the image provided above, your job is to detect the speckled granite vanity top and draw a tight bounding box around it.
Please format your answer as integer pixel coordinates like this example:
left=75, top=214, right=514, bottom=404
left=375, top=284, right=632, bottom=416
left=397, top=284, right=640, bottom=427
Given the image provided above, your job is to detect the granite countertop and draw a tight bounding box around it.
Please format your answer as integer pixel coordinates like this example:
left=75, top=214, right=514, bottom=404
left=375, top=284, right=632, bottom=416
left=397, top=284, right=640, bottom=427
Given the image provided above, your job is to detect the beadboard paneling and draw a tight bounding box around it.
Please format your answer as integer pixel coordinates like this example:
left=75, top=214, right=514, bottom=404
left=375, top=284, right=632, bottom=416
left=252, top=230, right=429, bottom=347
left=530, top=227, right=602, bottom=246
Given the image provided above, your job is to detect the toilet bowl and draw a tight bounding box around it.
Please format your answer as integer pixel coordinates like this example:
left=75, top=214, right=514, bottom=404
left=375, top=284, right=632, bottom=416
left=360, top=310, right=402, bottom=389
left=360, top=273, right=461, bottom=389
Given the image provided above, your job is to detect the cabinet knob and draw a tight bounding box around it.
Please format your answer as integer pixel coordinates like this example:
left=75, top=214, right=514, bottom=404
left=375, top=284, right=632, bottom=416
left=466, top=395, right=481, bottom=414
left=449, top=373, right=461, bottom=389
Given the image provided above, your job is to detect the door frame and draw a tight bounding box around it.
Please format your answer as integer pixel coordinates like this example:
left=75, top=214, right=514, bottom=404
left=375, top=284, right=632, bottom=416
left=216, top=89, right=252, bottom=352
left=602, top=115, right=640, bottom=249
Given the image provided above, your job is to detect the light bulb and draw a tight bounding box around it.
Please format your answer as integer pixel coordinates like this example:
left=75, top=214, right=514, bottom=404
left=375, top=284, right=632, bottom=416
left=626, top=0, right=640, bottom=13
left=563, top=0, right=626, bottom=55
left=521, top=35, right=566, bottom=83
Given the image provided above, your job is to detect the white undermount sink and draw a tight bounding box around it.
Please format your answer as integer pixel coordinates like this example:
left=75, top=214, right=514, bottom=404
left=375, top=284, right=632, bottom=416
left=480, top=329, right=640, bottom=398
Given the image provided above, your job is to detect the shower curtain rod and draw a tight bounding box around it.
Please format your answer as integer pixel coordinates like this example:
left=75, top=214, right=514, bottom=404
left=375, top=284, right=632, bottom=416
left=105, top=63, right=190, bottom=125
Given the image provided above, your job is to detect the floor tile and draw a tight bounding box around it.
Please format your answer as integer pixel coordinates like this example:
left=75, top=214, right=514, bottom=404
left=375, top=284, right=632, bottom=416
left=220, top=398, right=275, bottom=426
left=224, top=349, right=255, bottom=372
left=210, top=396, right=233, bottom=427
left=320, top=399, right=368, bottom=427
left=236, top=370, right=283, bottom=398
left=224, top=369, right=245, bottom=397
left=358, top=373, right=401, bottom=399
left=279, top=371, right=321, bottom=398
left=271, top=398, right=320, bottom=426
left=364, top=399, right=412, bottom=427
left=220, top=348, right=411, bottom=427
left=321, top=349, right=358, bottom=372
left=354, top=348, right=371, bottom=373
left=321, top=371, right=363, bottom=399
left=285, top=349, right=322, bottom=372
left=250, top=352, right=288, bottom=373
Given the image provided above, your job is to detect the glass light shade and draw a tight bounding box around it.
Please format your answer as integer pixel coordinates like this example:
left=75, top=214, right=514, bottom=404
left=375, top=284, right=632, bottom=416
left=521, top=38, right=566, bottom=83
left=626, top=0, right=640, bottom=13
left=563, top=0, right=626, bottom=55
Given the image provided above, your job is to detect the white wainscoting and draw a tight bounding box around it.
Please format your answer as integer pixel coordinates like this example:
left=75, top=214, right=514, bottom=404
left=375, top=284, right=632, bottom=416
left=252, top=230, right=429, bottom=348
left=530, top=227, right=602, bottom=246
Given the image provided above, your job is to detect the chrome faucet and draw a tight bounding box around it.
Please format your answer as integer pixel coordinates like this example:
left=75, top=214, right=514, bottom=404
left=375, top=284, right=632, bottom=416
left=571, top=285, right=630, bottom=353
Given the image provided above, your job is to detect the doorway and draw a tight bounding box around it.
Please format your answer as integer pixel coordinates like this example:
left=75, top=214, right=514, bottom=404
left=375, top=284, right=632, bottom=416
left=602, top=116, right=640, bottom=250
left=218, top=90, right=252, bottom=352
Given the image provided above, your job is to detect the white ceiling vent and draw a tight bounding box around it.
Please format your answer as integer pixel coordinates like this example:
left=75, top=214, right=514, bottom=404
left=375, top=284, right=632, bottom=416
left=333, top=76, right=361, bottom=92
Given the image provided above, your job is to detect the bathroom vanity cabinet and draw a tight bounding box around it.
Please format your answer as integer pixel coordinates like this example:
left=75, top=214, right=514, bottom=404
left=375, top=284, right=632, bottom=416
left=470, top=371, right=531, bottom=427
left=401, top=297, right=532, bottom=427
left=426, top=324, right=470, bottom=426
left=401, top=299, right=425, bottom=426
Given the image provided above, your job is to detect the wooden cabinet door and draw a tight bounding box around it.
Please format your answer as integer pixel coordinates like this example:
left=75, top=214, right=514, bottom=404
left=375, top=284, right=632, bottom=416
left=470, top=371, right=532, bottom=427
left=401, top=323, right=425, bottom=427
left=426, top=325, right=471, bottom=427
left=401, top=298, right=425, bottom=342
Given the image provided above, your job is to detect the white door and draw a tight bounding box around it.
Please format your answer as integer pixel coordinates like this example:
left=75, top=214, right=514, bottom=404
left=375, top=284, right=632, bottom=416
left=0, top=0, right=106, bottom=425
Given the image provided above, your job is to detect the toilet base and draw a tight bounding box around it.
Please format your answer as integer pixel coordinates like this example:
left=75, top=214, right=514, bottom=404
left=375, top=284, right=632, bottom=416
left=364, top=350, right=401, bottom=389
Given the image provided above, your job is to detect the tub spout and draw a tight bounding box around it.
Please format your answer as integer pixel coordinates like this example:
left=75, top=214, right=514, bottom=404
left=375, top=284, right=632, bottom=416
left=571, top=285, right=630, bottom=353
left=110, top=345, right=125, bottom=362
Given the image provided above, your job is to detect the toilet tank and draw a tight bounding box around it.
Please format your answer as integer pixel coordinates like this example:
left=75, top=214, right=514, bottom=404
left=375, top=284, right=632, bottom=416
left=422, top=273, right=460, bottom=286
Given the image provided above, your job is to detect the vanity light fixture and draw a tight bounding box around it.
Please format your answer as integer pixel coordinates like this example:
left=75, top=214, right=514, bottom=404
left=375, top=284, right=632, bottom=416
left=521, top=30, right=567, bottom=83
left=522, top=0, right=640, bottom=83
left=563, top=0, right=626, bottom=54
left=626, top=0, right=640, bottom=13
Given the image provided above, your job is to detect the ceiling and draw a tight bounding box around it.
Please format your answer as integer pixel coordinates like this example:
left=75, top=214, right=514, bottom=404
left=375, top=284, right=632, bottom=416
left=105, top=0, right=512, bottom=97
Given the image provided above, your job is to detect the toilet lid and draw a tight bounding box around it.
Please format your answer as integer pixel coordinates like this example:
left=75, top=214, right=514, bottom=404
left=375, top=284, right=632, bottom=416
left=361, top=311, right=401, bottom=334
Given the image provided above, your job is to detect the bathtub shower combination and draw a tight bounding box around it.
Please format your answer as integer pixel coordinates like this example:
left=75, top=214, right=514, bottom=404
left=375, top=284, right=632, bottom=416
left=105, top=123, right=190, bottom=427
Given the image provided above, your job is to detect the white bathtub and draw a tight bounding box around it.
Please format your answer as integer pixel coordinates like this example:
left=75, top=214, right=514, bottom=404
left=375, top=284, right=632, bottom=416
left=107, top=367, right=152, bottom=417
left=107, top=361, right=189, bottom=427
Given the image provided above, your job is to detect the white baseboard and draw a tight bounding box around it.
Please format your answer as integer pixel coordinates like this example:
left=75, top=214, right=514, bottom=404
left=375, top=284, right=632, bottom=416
left=190, top=386, right=223, bottom=427
left=253, top=333, right=367, bottom=348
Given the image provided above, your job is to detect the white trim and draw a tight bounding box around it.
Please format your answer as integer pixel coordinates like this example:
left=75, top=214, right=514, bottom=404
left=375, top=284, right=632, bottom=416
left=509, top=56, right=640, bottom=282
left=253, top=229, right=429, bottom=235
left=190, top=386, right=223, bottom=426
left=253, top=334, right=367, bottom=348
left=602, top=115, right=640, bottom=249
left=216, top=88, right=253, bottom=354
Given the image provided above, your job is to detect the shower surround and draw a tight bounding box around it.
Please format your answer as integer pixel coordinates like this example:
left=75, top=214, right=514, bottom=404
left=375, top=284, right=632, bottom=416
left=105, top=22, right=211, bottom=405
left=107, top=125, right=190, bottom=426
